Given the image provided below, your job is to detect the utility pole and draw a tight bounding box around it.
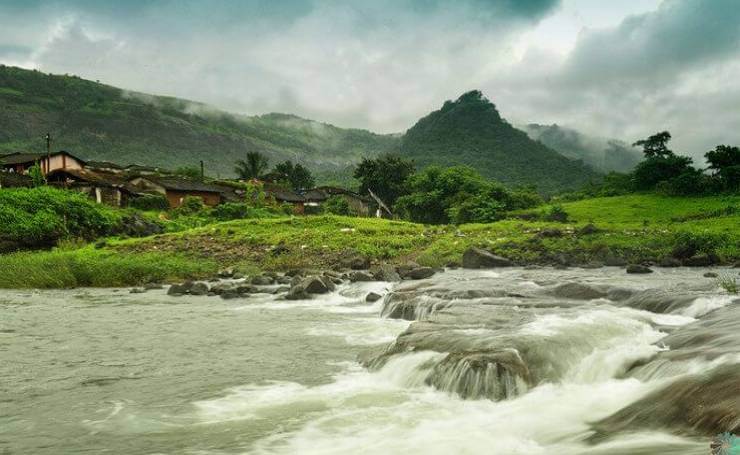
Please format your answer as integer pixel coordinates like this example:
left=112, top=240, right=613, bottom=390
left=45, top=133, right=51, bottom=174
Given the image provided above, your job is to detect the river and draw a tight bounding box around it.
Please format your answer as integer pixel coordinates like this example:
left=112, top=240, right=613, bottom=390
left=1, top=267, right=738, bottom=454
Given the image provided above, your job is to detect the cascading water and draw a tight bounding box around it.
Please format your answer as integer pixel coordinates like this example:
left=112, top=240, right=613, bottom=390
left=1, top=267, right=737, bottom=454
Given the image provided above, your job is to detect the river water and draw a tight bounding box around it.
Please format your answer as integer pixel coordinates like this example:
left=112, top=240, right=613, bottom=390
left=1, top=267, right=738, bottom=454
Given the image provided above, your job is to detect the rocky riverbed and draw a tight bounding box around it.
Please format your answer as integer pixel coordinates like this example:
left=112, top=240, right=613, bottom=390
left=1, top=263, right=738, bottom=454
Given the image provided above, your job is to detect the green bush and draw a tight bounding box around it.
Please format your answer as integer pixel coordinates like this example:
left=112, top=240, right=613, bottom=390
left=544, top=204, right=569, bottom=222
left=324, top=195, right=353, bottom=216
left=0, top=187, right=118, bottom=249
left=210, top=202, right=253, bottom=221
left=175, top=196, right=205, bottom=216
left=130, top=194, right=170, bottom=211
left=670, top=231, right=728, bottom=259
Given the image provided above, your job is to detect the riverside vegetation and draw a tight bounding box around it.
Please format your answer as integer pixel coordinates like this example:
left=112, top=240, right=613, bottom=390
left=0, top=185, right=738, bottom=289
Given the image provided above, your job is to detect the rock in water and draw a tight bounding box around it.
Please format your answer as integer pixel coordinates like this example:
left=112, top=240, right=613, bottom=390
left=371, top=264, right=402, bottom=282
left=626, top=264, right=653, bottom=274
left=462, top=247, right=512, bottom=269
left=405, top=267, right=436, bottom=280
left=365, top=292, right=382, bottom=302
left=189, top=282, right=209, bottom=296
left=349, top=271, right=375, bottom=282
left=548, top=282, right=608, bottom=300
left=302, top=276, right=330, bottom=294
left=167, top=283, right=188, bottom=296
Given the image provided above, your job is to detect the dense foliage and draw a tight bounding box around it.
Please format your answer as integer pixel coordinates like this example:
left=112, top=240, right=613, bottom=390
left=270, top=160, right=315, bottom=191
left=0, top=187, right=118, bottom=250
left=395, top=166, right=542, bottom=224
left=129, top=194, right=170, bottom=211
left=705, top=145, right=740, bottom=191
left=354, top=154, right=415, bottom=207
left=323, top=195, right=353, bottom=216
left=399, top=90, right=601, bottom=194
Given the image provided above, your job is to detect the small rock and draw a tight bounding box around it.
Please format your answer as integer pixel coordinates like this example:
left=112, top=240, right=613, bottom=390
left=349, top=271, right=375, bottom=282
left=232, top=272, right=245, bottom=280
left=220, top=289, right=240, bottom=300
left=683, top=254, right=716, bottom=267
left=302, top=276, right=330, bottom=294
left=658, top=256, right=682, bottom=268
left=626, top=264, right=653, bottom=274
left=190, top=282, right=210, bottom=296
left=462, top=247, right=512, bottom=269
left=210, top=283, right=235, bottom=295
left=370, top=264, right=402, bottom=282
left=236, top=284, right=259, bottom=295
left=276, top=276, right=293, bottom=285
left=129, top=288, right=146, bottom=294
left=218, top=268, right=235, bottom=278
left=251, top=275, right=274, bottom=286
left=703, top=272, right=719, bottom=278
left=365, top=292, right=383, bottom=302
left=167, top=284, right=187, bottom=296
left=405, top=267, right=436, bottom=280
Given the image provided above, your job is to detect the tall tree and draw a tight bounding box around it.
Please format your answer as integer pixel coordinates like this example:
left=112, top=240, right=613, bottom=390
left=272, top=160, right=315, bottom=191
left=234, top=151, right=269, bottom=180
left=705, top=145, right=740, bottom=190
left=632, top=131, right=673, bottom=158
left=353, top=154, right=415, bottom=207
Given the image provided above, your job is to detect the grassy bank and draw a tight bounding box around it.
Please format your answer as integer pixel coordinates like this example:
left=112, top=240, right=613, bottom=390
left=1, top=193, right=737, bottom=288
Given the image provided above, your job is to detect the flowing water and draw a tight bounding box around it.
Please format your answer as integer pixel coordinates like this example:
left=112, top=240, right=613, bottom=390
left=1, top=267, right=738, bottom=454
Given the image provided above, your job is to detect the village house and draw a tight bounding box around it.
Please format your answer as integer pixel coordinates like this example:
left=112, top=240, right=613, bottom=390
left=301, top=186, right=374, bottom=216
left=0, top=172, right=33, bottom=189
left=0, top=150, right=85, bottom=175
left=262, top=183, right=306, bottom=214
left=128, top=176, right=224, bottom=208
left=46, top=168, right=134, bottom=207
left=86, top=161, right=125, bottom=174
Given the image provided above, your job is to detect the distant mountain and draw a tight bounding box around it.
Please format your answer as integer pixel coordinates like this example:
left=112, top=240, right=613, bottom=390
left=0, top=66, right=399, bottom=182
left=400, top=91, right=601, bottom=193
left=521, top=123, right=641, bottom=173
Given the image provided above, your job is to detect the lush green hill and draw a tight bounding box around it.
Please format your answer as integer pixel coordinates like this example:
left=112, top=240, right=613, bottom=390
left=522, top=123, right=641, bottom=173
left=400, top=91, right=602, bottom=193
left=0, top=65, right=399, bottom=182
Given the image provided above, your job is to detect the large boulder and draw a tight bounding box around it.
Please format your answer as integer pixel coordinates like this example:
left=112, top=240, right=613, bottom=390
left=189, top=282, right=210, bottom=296
left=365, top=292, right=383, bottom=302
left=250, top=275, right=274, bottom=286
left=339, top=250, right=371, bottom=270
left=658, top=256, right=682, bottom=268
left=462, top=247, right=512, bottom=269
left=303, top=276, right=330, bottom=294
left=683, top=254, right=716, bottom=267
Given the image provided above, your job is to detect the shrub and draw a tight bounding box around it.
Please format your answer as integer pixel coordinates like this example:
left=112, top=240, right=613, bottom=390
left=210, top=202, right=251, bottom=221
left=670, top=231, right=728, bottom=259
left=175, top=196, right=205, bottom=216
left=544, top=205, right=569, bottom=222
left=324, top=195, right=353, bottom=216
left=0, top=187, right=117, bottom=249
left=130, top=194, right=170, bottom=211
left=717, top=274, right=738, bottom=295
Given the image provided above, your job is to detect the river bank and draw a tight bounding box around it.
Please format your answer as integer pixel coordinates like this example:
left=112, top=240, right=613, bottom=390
left=0, top=194, right=738, bottom=289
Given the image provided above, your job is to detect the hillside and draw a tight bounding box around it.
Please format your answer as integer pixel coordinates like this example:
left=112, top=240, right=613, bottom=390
left=522, top=123, right=641, bottom=173
left=400, top=91, right=602, bottom=193
left=0, top=66, right=399, bottom=181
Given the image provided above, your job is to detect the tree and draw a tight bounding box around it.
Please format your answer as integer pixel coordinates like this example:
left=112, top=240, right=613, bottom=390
left=234, top=151, right=269, bottom=180
left=705, top=145, right=740, bottom=190
left=272, top=160, right=315, bottom=191
left=632, top=131, right=673, bottom=158
left=631, top=154, right=695, bottom=190
left=354, top=154, right=415, bottom=207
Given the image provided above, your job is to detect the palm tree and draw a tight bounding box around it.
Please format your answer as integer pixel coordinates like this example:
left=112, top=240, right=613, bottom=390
left=234, top=151, right=269, bottom=180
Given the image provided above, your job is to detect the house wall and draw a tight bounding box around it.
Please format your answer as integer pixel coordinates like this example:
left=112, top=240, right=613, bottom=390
left=41, top=154, right=83, bottom=175
left=166, top=190, right=221, bottom=208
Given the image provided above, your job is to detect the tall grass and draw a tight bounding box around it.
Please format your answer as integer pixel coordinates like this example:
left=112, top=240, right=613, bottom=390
left=717, top=274, right=738, bottom=295
left=0, top=247, right=217, bottom=289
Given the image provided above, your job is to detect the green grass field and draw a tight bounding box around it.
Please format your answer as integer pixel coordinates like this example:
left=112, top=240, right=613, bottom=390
left=0, top=193, right=737, bottom=288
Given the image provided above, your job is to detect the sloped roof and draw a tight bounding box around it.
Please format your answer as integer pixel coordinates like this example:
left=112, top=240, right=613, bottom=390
left=302, top=186, right=372, bottom=203
left=46, top=168, right=128, bottom=187
left=87, top=161, right=124, bottom=170
left=263, top=183, right=305, bottom=203
left=0, top=151, right=85, bottom=165
left=138, top=176, right=224, bottom=193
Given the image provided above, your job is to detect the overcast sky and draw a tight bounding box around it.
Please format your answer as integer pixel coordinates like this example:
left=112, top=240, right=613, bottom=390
left=1, top=0, right=739, bottom=159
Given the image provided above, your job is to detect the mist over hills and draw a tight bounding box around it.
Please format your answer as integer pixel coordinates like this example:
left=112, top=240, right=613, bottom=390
left=521, top=123, right=641, bottom=173
left=1, top=66, right=603, bottom=192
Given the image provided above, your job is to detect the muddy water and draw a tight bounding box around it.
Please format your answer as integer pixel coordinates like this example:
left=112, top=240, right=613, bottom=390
left=0, top=267, right=737, bottom=454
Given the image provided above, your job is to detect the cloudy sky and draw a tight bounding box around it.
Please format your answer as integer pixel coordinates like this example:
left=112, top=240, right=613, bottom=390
left=1, top=0, right=739, bottom=159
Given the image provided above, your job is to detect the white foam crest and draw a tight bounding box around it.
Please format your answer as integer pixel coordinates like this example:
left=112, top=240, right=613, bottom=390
left=680, top=295, right=735, bottom=318
left=250, top=378, right=661, bottom=455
